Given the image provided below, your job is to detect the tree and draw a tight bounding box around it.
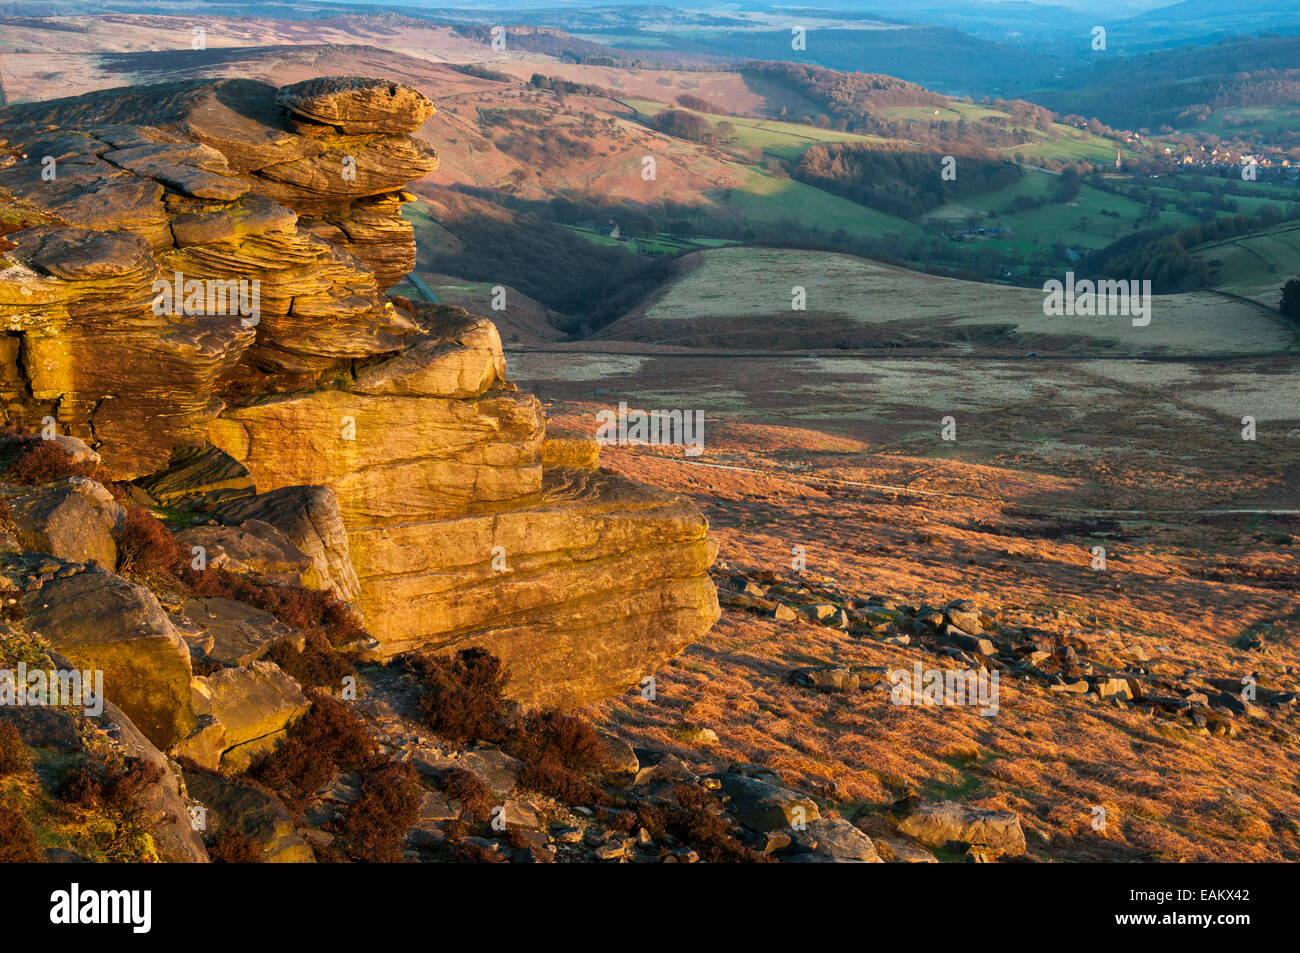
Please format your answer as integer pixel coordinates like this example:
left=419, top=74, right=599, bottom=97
left=1281, top=279, right=1300, bottom=324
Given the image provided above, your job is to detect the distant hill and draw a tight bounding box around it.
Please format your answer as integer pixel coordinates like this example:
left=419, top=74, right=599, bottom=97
left=1118, top=0, right=1300, bottom=49
left=1023, top=35, right=1300, bottom=131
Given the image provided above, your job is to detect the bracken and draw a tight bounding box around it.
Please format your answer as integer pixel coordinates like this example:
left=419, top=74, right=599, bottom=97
left=0, top=722, right=28, bottom=776
left=0, top=805, right=41, bottom=862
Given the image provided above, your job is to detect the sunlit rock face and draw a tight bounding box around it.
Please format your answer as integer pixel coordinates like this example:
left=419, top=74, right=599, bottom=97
left=0, top=76, right=719, bottom=708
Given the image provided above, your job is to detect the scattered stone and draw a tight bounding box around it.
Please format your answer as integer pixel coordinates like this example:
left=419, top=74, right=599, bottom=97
left=1216, top=692, right=1267, bottom=719
left=796, top=603, right=838, bottom=622
left=412, top=746, right=521, bottom=796
left=874, top=836, right=938, bottom=863
left=946, top=629, right=996, bottom=656
left=896, top=801, right=1026, bottom=858
left=632, top=752, right=696, bottom=788
left=181, top=596, right=303, bottom=667
left=713, top=773, right=820, bottom=832
left=501, top=798, right=541, bottom=829
left=184, top=768, right=315, bottom=863
left=790, top=666, right=860, bottom=693
left=945, top=601, right=984, bottom=635
left=1051, top=679, right=1091, bottom=694
left=788, top=818, right=882, bottom=863
left=1094, top=677, right=1134, bottom=701
left=594, top=731, right=640, bottom=780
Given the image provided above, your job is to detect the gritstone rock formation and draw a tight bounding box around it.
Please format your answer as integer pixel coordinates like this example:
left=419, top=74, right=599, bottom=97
left=0, top=76, right=719, bottom=712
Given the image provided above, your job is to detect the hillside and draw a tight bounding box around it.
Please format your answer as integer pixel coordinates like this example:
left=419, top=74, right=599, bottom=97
left=1192, top=221, right=1300, bottom=306
left=1025, top=35, right=1300, bottom=135
left=600, top=246, right=1295, bottom=355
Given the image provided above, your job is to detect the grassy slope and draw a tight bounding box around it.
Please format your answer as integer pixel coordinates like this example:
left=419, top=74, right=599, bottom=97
left=611, top=245, right=1293, bottom=355
left=1193, top=221, right=1300, bottom=303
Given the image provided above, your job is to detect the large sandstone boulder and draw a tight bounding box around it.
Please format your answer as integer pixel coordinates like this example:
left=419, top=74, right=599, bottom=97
left=187, top=661, right=310, bottom=773
left=207, top=309, right=718, bottom=708
left=350, top=467, right=720, bottom=707
left=209, top=385, right=544, bottom=523
left=7, top=476, right=124, bottom=568
left=277, top=77, right=436, bottom=135
left=22, top=568, right=196, bottom=748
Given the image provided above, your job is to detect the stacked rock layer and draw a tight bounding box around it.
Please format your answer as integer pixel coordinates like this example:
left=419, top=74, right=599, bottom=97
left=0, top=76, right=719, bottom=709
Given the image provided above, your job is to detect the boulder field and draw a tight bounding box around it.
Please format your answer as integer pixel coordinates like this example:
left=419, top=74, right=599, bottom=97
left=0, top=76, right=720, bottom=712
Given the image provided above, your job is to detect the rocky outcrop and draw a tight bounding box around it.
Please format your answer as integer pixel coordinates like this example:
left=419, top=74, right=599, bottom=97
left=0, top=637, right=209, bottom=863
left=0, top=76, right=719, bottom=710
left=0, top=78, right=434, bottom=476
left=205, top=309, right=717, bottom=706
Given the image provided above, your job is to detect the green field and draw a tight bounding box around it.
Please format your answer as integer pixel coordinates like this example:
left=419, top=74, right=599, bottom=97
left=879, top=103, right=998, bottom=122
left=560, top=224, right=738, bottom=255
left=560, top=224, right=635, bottom=250
left=715, top=166, right=920, bottom=241
left=923, top=168, right=1198, bottom=253
left=624, top=98, right=1178, bottom=253
left=1193, top=222, right=1300, bottom=304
